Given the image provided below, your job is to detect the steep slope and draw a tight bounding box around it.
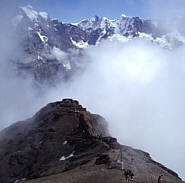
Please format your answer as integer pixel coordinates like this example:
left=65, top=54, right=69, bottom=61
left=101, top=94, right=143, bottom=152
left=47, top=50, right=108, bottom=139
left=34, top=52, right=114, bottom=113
left=10, top=5, right=185, bottom=85
left=76, top=15, right=185, bottom=48
left=0, top=99, right=182, bottom=183
left=13, top=6, right=87, bottom=85
left=77, top=15, right=160, bottom=44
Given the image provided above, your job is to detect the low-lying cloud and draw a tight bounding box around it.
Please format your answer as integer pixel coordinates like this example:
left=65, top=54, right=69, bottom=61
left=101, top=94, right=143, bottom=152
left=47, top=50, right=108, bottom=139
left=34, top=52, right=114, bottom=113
left=0, top=0, right=185, bottom=180
left=1, top=35, right=185, bottom=179
left=45, top=38, right=185, bottom=179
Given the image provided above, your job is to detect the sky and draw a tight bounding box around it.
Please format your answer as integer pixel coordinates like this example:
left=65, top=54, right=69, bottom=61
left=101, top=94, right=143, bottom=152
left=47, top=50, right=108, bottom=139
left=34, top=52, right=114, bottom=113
left=1, top=0, right=185, bottom=180
left=14, top=0, right=185, bottom=23
left=15, top=0, right=148, bottom=22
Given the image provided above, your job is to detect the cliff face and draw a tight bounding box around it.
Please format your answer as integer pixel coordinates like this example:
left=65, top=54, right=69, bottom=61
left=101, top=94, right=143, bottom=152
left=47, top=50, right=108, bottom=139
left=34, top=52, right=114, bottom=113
left=11, top=6, right=185, bottom=85
left=0, top=99, right=109, bottom=183
left=0, top=99, right=182, bottom=183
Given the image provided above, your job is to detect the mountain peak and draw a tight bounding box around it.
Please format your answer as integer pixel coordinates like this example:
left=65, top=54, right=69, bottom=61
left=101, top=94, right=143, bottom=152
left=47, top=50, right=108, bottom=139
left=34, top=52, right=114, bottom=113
left=20, top=5, right=48, bottom=22
left=121, top=13, right=127, bottom=18
left=20, top=5, right=39, bottom=21
left=0, top=99, right=110, bottom=182
left=10, top=4, right=185, bottom=86
left=0, top=99, right=182, bottom=183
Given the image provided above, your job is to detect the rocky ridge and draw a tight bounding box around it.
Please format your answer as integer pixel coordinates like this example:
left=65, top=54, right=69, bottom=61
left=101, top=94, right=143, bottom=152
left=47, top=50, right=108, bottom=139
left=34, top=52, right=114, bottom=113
left=0, top=99, right=182, bottom=183
left=11, top=5, right=185, bottom=85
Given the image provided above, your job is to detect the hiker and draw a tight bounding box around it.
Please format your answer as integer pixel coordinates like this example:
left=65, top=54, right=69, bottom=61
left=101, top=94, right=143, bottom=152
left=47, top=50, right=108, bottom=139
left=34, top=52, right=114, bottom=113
left=124, top=169, right=134, bottom=182
left=124, top=170, right=129, bottom=181
left=129, top=169, right=134, bottom=182
left=130, top=171, right=134, bottom=180
left=158, top=174, right=163, bottom=183
left=125, top=171, right=128, bottom=181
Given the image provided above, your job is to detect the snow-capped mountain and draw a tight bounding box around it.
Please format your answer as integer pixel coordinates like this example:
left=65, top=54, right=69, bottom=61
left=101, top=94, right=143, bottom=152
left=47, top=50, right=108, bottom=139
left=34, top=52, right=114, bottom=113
left=77, top=15, right=157, bottom=43
left=76, top=14, right=185, bottom=48
left=13, top=5, right=86, bottom=85
left=10, top=5, right=185, bottom=85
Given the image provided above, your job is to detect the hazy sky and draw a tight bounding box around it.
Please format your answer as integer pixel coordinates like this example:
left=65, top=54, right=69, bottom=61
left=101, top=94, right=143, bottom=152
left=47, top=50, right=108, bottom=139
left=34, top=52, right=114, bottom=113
left=1, top=0, right=185, bottom=180
left=14, top=0, right=185, bottom=22
left=16, top=0, right=147, bottom=22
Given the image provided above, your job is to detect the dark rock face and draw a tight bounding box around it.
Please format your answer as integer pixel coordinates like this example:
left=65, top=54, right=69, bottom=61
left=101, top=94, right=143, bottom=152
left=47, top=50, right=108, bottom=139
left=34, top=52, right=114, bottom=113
left=12, top=7, right=87, bottom=85
left=0, top=99, right=182, bottom=183
left=0, top=99, right=109, bottom=183
left=64, top=24, right=88, bottom=43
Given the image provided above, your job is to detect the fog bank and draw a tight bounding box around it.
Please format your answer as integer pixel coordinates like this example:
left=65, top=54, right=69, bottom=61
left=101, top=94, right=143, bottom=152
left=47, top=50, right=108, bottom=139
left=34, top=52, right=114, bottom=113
left=1, top=34, right=185, bottom=179
left=46, top=38, right=185, bottom=179
left=0, top=0, right=185, bottom=180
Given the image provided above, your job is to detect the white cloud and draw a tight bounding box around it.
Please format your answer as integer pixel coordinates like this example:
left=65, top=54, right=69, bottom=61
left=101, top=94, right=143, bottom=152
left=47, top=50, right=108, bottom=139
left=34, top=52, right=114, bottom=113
left=147, top=0, right=185, bottom=18
left=0, top=0, right=185, bottom=180
left=44, top=38, right=185, bottom=179
left=52, top=47, right=67, bottom=61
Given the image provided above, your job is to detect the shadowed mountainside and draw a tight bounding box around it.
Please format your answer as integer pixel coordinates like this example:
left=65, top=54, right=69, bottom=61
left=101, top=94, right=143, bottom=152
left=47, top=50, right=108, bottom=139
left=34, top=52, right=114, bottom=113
left=11, top=6, right=185, bottom=85
left=0, top=99, right=183, bottom=183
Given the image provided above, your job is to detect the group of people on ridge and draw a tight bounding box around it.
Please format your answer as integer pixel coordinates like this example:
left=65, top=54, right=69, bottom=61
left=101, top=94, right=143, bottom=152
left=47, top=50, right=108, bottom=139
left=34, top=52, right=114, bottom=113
left=123, top=169, right=134, bottom=182
left=122, top=169, right=163, bottom=183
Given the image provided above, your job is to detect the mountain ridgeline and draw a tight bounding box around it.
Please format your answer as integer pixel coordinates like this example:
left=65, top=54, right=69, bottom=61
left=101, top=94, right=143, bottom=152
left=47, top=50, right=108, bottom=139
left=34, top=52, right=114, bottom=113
left=1, top=4, right=185, bottom=183
left=0, top=99, right=183, bottom=183
left=11, top=5, right=185, bottom=85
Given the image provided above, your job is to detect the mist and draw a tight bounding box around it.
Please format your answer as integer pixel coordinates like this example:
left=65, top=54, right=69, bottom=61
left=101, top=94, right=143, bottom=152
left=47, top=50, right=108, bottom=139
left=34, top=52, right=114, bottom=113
left=0, top=0, right=185, bottom=180
left=146, top=0, right=185, bottom=19
left=0, top=1, right=48, bottom=129
left=44, top=38, right=185, bottom=179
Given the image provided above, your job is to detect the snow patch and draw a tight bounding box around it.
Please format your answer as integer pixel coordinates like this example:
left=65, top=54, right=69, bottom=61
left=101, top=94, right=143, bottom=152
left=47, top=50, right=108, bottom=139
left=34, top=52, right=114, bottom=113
left=71, top=22, right=78, bottom=26
left=138, top=32, right=153, bottom=39
left=52, top=47, right=67, bottom=61
left=63, top=63, right=71, bottom=70
left=121, top=14, right=127, bottom=18
left=37, top=31, right=48, bottom=43
left=155, top=36, right=172, bottom=49
left=20, top=5, right=49, bottom=22
left=108, top=34, right=129, bottom=42
left=70, top=38, right=89, bottom=48
left=78, top=16, right=114, bottom=32
left=138, top=32, right=178, bottom=49
left=39, top=12, right=48, bottom=21
left=59, top=153, right=74, bottom=161
left=37, top=55, right=44, bottom=60
left=51, top=47, right=71, bottom=70
left=59, top=156, right=66, bottom=161
left=63, top=141, right=67, bottom=145
left=28, top=27, right=33, bottom=31
left=21, top=5, right=38, bottom=21
left=14, top=178, right=26, bottom=183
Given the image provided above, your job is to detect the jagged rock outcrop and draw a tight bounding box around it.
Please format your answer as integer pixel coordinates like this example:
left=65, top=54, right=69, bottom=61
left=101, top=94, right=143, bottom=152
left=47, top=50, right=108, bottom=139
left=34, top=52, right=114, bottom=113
left=10, top=5, right=185, bottom=85
left=0, top=99, right=108, bottom=183
left=0, top=99, right=183, bottom=183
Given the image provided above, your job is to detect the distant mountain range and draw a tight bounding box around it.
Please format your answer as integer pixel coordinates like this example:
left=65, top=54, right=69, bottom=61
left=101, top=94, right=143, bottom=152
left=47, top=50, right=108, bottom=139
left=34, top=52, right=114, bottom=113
left=10, top=5, right=185, bottom=85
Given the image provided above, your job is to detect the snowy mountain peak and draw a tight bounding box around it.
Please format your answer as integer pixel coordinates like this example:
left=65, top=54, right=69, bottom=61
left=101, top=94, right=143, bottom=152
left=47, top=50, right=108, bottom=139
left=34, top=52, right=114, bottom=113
left=77, top=16, right=113, bottom=32
left=20, top=5, right=39, bottom=21
left=22, top=4, right=33, bottom=10
left=8, top=4, right=185, bottom=86
left=39, top=12, right=48, bottom=21
left=20, top=5, right=49, bottom=22
left=121, top=13, right=127, bottom=18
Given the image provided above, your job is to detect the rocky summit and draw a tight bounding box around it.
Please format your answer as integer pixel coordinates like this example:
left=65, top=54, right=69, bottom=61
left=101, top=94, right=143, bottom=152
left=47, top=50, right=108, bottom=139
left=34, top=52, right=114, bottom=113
left=0, top=99, right=183, bottom=183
